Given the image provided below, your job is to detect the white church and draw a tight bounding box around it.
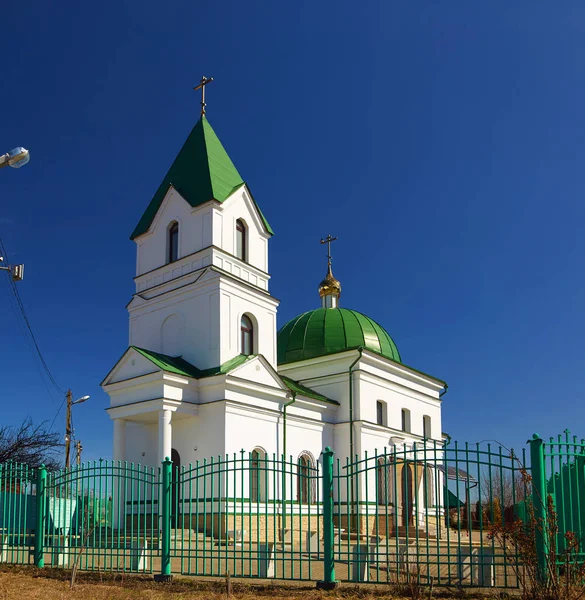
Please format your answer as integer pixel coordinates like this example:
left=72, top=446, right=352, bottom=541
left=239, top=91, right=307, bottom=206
left=102, top=104, right=448, bottom=535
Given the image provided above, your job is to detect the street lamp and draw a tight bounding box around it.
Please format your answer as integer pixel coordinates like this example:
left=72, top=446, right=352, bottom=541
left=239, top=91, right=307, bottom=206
left=0, top=147, right=30, bottom=169
left=65, top=390, right=90, bottom=468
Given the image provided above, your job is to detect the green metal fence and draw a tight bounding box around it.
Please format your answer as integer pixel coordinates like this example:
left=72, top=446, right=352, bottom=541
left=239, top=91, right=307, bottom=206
left=170, top=452, right=323, bottom=581
left=41, top=461, right=159, bottom=573
left=0, top=462, right=37, bottom=564
left=543, top=430, right=585, bottom=560
left=0, top=431, right=583, bottom=589
left=331, top=440, right=528, bottom=587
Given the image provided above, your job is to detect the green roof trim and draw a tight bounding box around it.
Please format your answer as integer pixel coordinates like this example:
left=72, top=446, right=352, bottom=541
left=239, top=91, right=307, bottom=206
left=131, top=117, right=273, bottom=239
left=277, top=308, right=402, bottom=366
left=131, top=346, right=202, bottom=378
left=280, top=375, right=339, bottom=405
left=131, top=347, right=254, bottom=379
left=198, top=353, right=254, bottom=378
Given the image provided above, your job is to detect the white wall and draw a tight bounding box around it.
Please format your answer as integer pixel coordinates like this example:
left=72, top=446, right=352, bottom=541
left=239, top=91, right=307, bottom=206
left=124, top=421, right=157, bottom=466
left=134, top=186, right=269, bottom=281
left=212, top=188, right=269, bottom=273
left=128, top=184, right=278, bottom=370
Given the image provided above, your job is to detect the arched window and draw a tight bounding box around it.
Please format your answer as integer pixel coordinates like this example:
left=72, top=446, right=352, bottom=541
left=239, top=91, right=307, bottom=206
left=168, top=222, right=179, bottom=263
left=240, top=314, right=254, bottom=355
left=250, top=447, right=267, bottom=502
left=401, top=408, right=411, bottom=433
left=236, top=219, right=247, bottom=262
left=376, top=401, right=386, bottom=426
left=423, top=415, right=431, bottom=439
left=297, top=453, right=315, bottom=503
left=376, top=456, right=395, bottom=506
left=423, top=466, right=434, bottom=507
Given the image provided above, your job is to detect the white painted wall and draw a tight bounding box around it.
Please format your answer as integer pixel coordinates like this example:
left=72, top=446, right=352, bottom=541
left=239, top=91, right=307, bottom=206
left=134, top=186, right=269, bottom=282
left=129, top=269, right=278, bottom=370
left=128, top=184, right=278, bottom=370
left=212, top=188, right=269, bottom=273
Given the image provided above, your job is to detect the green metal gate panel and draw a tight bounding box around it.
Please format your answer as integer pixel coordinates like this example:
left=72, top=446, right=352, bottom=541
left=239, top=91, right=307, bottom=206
left=42, top=461, right=160, bottom=573
left=331, top=440, right=526, bottom=588
left=170, top=452, right=324, bottom=580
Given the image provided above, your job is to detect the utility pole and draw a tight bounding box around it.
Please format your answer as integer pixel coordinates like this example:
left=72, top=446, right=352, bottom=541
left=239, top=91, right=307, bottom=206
left=65, top=390, right=72, bottom=469
left=64, top=390, right=90, bottom=469
left=76, top=440, right=82, bottom=466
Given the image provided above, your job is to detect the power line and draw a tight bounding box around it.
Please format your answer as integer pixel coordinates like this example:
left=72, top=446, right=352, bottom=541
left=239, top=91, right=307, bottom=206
left=48, top=396, right=66, bottom=432
left=0, top=234, right=65, bottom=397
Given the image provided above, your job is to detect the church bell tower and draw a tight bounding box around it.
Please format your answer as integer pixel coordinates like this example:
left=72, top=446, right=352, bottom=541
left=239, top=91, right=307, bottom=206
left=127, top=83, right=279, bottom=370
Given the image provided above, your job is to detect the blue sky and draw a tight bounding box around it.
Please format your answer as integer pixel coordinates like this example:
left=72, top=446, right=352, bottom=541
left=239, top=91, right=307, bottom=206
left=1, top=1, right=584, bottom=462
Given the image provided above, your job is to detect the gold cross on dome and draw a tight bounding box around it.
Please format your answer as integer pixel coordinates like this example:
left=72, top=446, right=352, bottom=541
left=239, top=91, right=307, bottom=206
left=193, top=76, right=214, bottom=116
left=320, top=234, right=338, bottom=266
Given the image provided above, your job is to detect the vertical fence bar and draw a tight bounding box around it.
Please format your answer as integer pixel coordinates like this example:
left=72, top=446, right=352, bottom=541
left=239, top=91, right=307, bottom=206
left=317, top=446, right=337, bottom=590
left=155, top=457, right=172, bottom=582
left=34, top=464, right=47, bottom=568
left=529, top=433, right=548, bottom=583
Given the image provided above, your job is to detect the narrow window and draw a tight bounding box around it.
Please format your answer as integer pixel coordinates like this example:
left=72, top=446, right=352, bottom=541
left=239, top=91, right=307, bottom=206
left=236, top=219, right=247, bottom=262
left=250, top=448, right=266, bottom=502
left=401, top=409, right=411, bottom=433
left=377, top=458, right=388, bottom=505
left=423, top=415, right=431, bottom=439
left=376, top=401, right=385, bottom=426
left=424, top=466, right=434, bottom=507
left=377, top=456, right=395, bottom=505
left=168, top=222, right=179, bottom=263
left=297, top=455, right=311, bottom=503
left=240, top=315, right=254, bottom=355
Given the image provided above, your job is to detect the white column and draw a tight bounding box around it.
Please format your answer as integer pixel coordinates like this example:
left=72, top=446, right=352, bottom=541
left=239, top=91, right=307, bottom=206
left=158, top=409, right=172, bottom=464
left=113, top=418, right=126, bottom=462
left=112, top=418, right=126, bottom=530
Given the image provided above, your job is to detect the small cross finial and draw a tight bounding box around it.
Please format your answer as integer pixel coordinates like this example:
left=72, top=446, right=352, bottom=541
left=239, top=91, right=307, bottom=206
left=320, top=234, right=338, bottom=267
left=193, top=76, right=214, bottom=116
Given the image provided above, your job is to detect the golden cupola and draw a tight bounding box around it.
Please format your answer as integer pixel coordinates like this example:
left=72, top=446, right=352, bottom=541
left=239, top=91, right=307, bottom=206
left=319, top=263, right=341, bottom=308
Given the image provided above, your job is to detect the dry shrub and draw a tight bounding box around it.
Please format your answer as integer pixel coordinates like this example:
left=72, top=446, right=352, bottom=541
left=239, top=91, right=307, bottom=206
left=489, top=467, right=585, bottom=600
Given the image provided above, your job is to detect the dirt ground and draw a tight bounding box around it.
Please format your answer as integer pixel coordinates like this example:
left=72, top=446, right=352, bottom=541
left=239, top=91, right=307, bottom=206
left=0, top=566, right=516, bottom=600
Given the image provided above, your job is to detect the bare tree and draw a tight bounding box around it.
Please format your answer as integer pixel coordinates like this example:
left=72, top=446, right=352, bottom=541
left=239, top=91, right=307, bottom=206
left=0, top=418, right=62, bottom=471
left=481, top=470, right=530, bottom=509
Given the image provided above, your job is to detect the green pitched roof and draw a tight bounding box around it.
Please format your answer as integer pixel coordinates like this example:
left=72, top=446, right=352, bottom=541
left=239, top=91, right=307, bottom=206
left=130, top=347, right=254, bottom=379
left=131, top=117, right=273, bottom=239
left=280, top=375, right=338, bottom=405
left=277, top=308, right=402, bottom=365
left=131, top=346, right=202, bottom=378
left=197, top=353, right=254, bottom=377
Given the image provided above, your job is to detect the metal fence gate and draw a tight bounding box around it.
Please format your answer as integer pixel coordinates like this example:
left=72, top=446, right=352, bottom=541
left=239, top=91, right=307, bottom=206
left=41, top=461, right=159, bottom=572
left=331, top=440, right=527, bottom=587
left=169, top=452, right=323, bottom=580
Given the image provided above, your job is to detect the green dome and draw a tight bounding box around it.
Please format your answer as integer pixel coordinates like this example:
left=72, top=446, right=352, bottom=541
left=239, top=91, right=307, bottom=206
left=277, top=308, right=401, bottom=365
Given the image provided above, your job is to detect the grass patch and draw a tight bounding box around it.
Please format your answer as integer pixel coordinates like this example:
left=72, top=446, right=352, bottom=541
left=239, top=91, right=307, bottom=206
left=0, top=565, right=517, bottom=599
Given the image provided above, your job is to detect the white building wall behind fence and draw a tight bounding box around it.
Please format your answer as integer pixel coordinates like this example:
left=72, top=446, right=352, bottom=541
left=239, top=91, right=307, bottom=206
left=357, top=377, right=442, bottom=441
left=125, top=421, right=158, bottom=467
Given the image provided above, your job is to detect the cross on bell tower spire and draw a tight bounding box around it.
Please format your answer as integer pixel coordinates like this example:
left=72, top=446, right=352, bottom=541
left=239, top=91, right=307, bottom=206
left=193, top=76, right=214, bottom=116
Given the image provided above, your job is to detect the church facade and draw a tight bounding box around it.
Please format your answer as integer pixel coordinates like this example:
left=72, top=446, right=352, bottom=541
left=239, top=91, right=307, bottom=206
left=102, top=111, right=447, bottom=533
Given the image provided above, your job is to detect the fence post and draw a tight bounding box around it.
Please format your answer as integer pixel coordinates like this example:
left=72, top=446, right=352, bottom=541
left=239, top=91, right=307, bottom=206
left=154, top=457, right=173, bottom=583
left=529, top=433, right=548, bottom=583
left=34, top=464, right=47, bottom=568
left=317, top=446, right=338, bottom=590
